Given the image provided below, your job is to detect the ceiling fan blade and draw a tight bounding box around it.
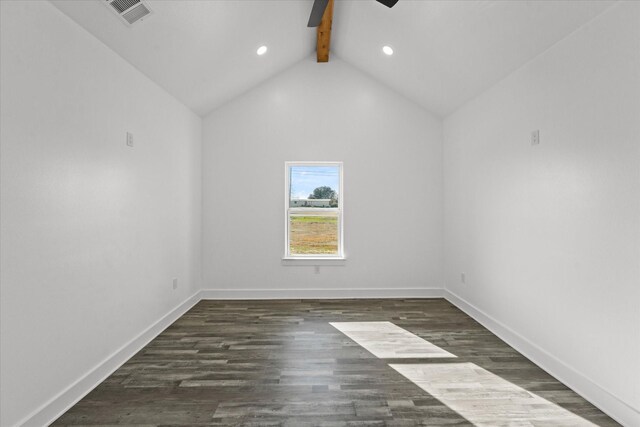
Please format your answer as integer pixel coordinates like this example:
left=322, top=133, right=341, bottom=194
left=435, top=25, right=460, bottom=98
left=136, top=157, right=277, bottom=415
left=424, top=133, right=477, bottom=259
left=307, top=0, right=329, bottom=27
left=376, top=0, right=399, bottom=7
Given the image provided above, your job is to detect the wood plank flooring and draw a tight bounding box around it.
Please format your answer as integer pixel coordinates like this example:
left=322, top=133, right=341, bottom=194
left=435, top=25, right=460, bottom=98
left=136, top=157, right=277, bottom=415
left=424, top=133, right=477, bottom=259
left=53, top=299, right=619, bottom=426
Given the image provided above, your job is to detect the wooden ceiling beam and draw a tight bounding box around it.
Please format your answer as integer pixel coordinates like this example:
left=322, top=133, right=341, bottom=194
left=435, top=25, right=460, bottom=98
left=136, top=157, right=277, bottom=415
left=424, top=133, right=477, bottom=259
left=316, top=0, right=334, bottom=62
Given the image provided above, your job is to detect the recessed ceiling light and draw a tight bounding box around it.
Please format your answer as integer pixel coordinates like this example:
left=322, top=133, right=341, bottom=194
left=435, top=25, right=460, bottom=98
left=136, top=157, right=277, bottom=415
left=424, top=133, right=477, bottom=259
left=257, top=45, right=268, bottom=56
left=382, top=45, right=394, bottom=56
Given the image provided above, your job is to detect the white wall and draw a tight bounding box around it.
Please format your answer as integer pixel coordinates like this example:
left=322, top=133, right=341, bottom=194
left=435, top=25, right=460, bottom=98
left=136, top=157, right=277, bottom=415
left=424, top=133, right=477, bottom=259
left=3, top=0, right=636, bottom=425
left=202, top=57, right=442, bottom=297
left=0, top=2, right=202, bottom=426
left=443, top=2, right=640, bottom=425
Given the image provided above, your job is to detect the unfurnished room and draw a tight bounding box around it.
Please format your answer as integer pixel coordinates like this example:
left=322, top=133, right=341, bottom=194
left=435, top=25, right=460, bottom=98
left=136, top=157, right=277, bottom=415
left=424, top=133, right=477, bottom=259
left=0, top=0, right=639, bottom=426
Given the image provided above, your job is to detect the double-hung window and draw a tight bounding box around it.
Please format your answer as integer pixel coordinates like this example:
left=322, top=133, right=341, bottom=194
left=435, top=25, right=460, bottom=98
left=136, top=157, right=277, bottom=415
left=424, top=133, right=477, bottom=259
left=285, top=162, right=343, bottom=259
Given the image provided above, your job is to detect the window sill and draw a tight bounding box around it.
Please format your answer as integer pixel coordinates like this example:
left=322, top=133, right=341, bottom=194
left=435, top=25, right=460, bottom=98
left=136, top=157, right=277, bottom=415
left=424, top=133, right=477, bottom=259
left=281, top=257, right=346, bottom=266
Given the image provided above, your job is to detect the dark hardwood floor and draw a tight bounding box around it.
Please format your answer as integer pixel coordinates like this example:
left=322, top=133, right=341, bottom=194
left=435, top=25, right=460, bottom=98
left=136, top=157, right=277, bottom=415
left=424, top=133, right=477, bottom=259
left=53, top=299, right=619, bottom=426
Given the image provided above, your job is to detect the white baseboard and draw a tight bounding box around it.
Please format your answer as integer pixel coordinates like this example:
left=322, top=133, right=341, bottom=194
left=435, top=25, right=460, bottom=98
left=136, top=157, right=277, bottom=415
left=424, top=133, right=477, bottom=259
left=18, top=292, right=201, bottom=427
left=444, top=289, right=639, bottom=427
left=18, top=288, right=636, bottom=427
left=200, top=287, right=445, bottom=300
left=17, top=288, right=441, bottom=426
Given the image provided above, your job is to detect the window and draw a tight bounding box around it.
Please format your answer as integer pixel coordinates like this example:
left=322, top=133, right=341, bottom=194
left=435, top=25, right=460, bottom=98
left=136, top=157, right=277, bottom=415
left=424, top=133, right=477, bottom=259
left=285, top=162, right=343, bottom=259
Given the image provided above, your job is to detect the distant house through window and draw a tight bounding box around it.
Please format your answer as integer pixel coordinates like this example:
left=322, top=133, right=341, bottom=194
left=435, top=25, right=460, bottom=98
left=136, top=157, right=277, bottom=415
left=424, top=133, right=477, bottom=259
left=285, top=162, right=343, bottom=258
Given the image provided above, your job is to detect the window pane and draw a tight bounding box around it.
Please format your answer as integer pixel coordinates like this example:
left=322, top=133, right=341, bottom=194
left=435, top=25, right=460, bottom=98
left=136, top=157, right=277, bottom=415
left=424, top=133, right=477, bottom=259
left=289, top=214, right=338, bottom=255
left=289, top=165, right=339, bottom=208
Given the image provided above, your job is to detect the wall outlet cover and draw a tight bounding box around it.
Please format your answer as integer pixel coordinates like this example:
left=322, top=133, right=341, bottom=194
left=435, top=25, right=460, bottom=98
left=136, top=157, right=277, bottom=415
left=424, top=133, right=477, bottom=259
left=531, top=130, right=540, bottom=145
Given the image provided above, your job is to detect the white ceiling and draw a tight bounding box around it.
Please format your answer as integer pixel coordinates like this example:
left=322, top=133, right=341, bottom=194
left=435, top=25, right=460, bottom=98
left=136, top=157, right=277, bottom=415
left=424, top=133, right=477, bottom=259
left=50, top=0, right=613, bottom=117
left=50, top=0, right=316, bottom=115
left=332, top=0, right=612, bottom=116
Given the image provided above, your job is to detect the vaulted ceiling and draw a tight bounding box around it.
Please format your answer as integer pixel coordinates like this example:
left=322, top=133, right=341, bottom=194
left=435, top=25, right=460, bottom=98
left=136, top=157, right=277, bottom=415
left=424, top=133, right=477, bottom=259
left=50, top=0, right=613, bottom=117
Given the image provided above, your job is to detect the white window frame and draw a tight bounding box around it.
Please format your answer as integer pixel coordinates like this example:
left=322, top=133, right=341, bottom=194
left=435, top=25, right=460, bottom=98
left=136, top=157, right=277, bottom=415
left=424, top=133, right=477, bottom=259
left=284, top=161, right=344, bottom=260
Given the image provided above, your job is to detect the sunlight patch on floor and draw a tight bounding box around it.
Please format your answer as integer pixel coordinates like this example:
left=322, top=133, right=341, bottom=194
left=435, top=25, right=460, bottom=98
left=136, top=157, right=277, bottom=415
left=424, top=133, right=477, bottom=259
left=330, top=321, right=456, bottom=358
left=389, top=363, right=597, bottom=427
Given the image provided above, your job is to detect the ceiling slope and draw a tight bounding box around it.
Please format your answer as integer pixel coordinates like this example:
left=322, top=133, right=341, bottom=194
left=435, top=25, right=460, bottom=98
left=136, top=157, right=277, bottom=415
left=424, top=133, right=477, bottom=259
left=331, top=0, right=613, bottom=117
left=50, top=0, right=613, bottom=117
left=50, top=0, right=316, bottom=116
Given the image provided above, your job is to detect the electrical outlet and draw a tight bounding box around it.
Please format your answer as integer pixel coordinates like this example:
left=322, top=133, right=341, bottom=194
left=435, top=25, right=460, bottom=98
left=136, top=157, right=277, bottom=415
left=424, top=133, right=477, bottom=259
left=461, top=273, right=466, bottom=284
left=172, top=278, right=178, bottom=290
left=531, top=130, right=540, bottom=146
left=126, top=132, right=134, bottom=147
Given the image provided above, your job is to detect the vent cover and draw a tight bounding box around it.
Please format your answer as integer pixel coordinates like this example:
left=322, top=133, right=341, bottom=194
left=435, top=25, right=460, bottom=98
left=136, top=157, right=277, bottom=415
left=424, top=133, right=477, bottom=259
left=103, top=0, right=152, bottom=26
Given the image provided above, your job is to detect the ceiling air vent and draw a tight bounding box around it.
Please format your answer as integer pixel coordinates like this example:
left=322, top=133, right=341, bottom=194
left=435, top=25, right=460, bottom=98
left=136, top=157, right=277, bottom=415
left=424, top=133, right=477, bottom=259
left=103, top=0, right=152, bottom=26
